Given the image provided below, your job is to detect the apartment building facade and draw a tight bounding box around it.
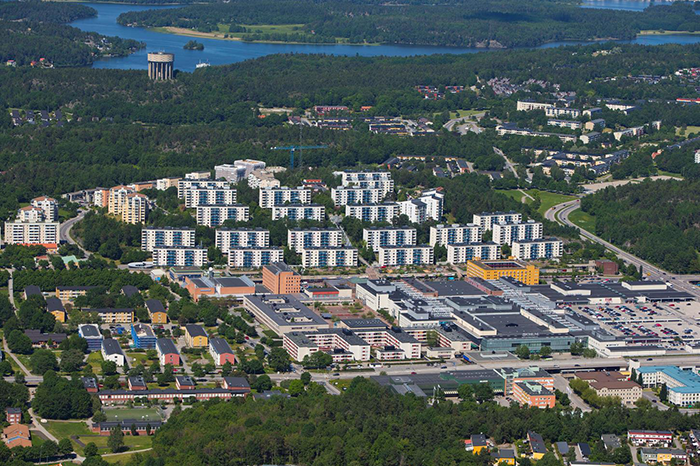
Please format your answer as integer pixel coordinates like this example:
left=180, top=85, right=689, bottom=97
left=184, top=187, right=237, bottom=208
left=259, top=187, right=311, bottom=208
left=287, top=228, right=344, bottom=253
left=512, top=238, right=564, bottom=260
left=302, top=247, right=358, bottom=268
left=363, top=227, right=417, bottom=252
left=331, top=186, right=384, bottom=206
left=447, top=242, right=501, bottom=263
left=215, top=228, right=270, bottom=253
left=345, top=203, right=400, bottom=223
left=271, top=204, right=325, bottom=221
left=196, top=205, right=250, bottom=227
left=472, top=211, right=522, bottom=231
left=141, top=227, right=196, bottom=252
left=492, top=220, right=543, bottom=245
left=430, top=224, right=482, bottom=246
left=152, top=246, right=207, bottom=267
left=377, top=245, right=434, bottom=266
left=227, top=247, right=284, bottom=268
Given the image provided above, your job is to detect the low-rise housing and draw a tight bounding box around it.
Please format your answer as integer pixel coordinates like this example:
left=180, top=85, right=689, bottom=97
left=184, top=324, right=208, bottom=348
left=86, top=308, right=134, bottom=324
left=146, top=299, right=168, bottom=324
left=640, top=449, right=687, bottom=464
left=628, top=430, right=673, bottom=447
left=79, top=324, right=103, bottom=351
left=209, top=337, right=236, bottom=365
left=156, top=338, right=180, bottom=366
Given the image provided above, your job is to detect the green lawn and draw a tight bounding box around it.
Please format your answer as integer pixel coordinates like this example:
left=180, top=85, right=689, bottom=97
left=497, top=189, right=576, bottom=216
left=447, top=109, right=483, bottom=119
left=104, top=449, right=154, bottom=464
left=45, top=420, right=153, bottom=456
left=675, top=125, right=700, bottom=137
left=126, top=352, right=149, bottom=365
left=102, top=407, right=163, bottom=423
left=87, top=351, right=104, bottom=374
left=568, top=208, right=596, bottom=233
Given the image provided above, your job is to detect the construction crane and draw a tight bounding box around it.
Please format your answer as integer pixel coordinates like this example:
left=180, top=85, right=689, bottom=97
left=271, top=145, right=328, bottom=169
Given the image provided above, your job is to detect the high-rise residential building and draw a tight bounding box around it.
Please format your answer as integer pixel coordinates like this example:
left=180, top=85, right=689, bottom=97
left=4, top=221, right=59, bottom=248
left=511, top=238, right=563, bottom=260
left=399, top=188, right=444, bottom=223
left=108, top=186, right=149, bottom=224
left=31, top=196, right=58, bottom=222
left=271, top=204, right=324, bottom=221
left=429, top=224, right=482, bottom=246
left=92, top=188, right=109, bottom=208
left=472, top=211, right=522, bottom=231
left=492, top=220, right=543, bottom=245
left=141, top=227, right=196, bottom=252
left=259, top=187, right=312, bottom=208
left=377, top=245, right=434, bottom=266
left=184, top=187, right=237, bottom=208
left=152, top=246, right=207, bottom=267
left=287, top=228, right=344, bottom=253
left=302, top=247, right=358, bottom=268
left=331, top=186, right=384, bottom=206
left=345, top=203, right=400, bottom=223
left=196, top=205, right=249, bottom=227
left=333, top=170, right=394, bottom=195
left=16, top=206, right=46, bottom=223
left=446, top=242, right=500, bottom=264
left=177, top=179, right=230, bottom=199
left=363, top=227, right=417, bottom=252
left=262, top=262, right=300, bottom=294
left=215, top=228, right=270, bottom=253
left=227, top=247, right=284, bottom=268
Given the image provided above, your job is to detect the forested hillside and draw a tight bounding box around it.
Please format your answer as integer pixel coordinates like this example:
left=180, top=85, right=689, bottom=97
left=580, top=179, right=700, bottom=273
left=0, top=1, right=143, bottom=66
left=137, top=378, right=700, bottom=466
left=118, top=0, right=700, bottom=48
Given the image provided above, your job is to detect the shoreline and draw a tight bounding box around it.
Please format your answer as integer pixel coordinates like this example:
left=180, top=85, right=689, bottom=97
left=639, top=30, right=700, bottom=36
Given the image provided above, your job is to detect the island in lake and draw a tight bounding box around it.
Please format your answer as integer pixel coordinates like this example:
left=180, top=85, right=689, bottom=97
left=183, top=40, right=204, bottom=51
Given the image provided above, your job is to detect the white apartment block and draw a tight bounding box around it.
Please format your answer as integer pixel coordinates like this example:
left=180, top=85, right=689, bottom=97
left=429, top=224, right=481, bottom=246
left=446, top=242, right=501, bottom=264
left=215, top=160, right=266, bottom=182
left=302, top=247, right=358, bottom=268
left=363, top=227, right=417, bottom=252
left=547, top=119, right=583, bottom=130
left=334, top=170, right=395, bottom=195
left=695, top=150, right=700, bottom=164
left=31, top=196, right=58, bottom=222
left=288, top=228, right=344, bottom=253
left=283, top=330, right=371, bottom=363
left=196, top=205, right=250, bottom=227
left=247, top=169, right=280, bottom=189
left=492, top=220, right=543, bottom=245
left=227, top=247, right=284, bottom=268
left=271, top=204, right=325, bottom=221
left=399, top=188, right=444, bottom=223
left=155, top=177, right=181, bottom=191
left=152, top=247, right=207, bottom=267
left=545, top=107, right=581, bottom=119
left=377, top=245, right=434, bottom=266
left=512, top=238, right=563, bottom=260
left=517, top=101, right=553, bottom=112
left=345, top=203, right=400, bottom=223
left=259, top=187, right=312, bottom=208
left=177, top=179, right=230, bottom=199
left=184, top=187, right=237, bottom=208
left=215, top=228, right=270, bottom=253
left=472, top=211, right=523, bottom=231
left=331, top=186, right=384, bottom=206
left=4, top=221, right=59, bottom=246
left=185, top=171, right=211, bottom=180
left=17, top=206, right=46, bottom=223
left=141, top=227, right=196, bottom=252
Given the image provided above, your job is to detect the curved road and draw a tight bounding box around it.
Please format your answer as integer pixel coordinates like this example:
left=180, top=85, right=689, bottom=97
left=547, top=198, right=700, bottom=299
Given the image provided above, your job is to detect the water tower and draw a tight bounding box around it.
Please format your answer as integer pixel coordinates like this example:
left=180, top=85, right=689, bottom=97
left=147, top=52, right=174, bottom=80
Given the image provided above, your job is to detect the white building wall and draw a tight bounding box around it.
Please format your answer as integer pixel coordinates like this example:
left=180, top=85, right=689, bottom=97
left=141, top=228, right=196, bottom=252
left=271, top=205, right=324, bottom=221
left=429, top=224, right=481, bottom=246
left=446, top=243, right=501, bottom=263
left=363, top=227, right=417, bottom=252
left=227, top=248, right=284, bottom=268
left=287, top=229, right=344, bottom=253
left=377, top=246, right=434, bottom=266
left=215, top=229, right=270, bottom=253
left=196, top=205, right=249, bottom=227
left=302, top=247, right=358, bottom=267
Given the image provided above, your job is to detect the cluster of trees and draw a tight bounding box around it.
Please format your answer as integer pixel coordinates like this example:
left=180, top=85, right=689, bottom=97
left=72, top=211, right=143, bottom=261
left=12, top=268, right=153, bottom=292
left=117, top=0, right=700, bottom=48
left=33, top=371, right=94, bottom=419
left=0, top=2, right=143, bottom=67
left=569, top=378, right=623, bottom=409
left=132, top=376, right=700, bottom=466
left=580, top=178, right=700, bottom=273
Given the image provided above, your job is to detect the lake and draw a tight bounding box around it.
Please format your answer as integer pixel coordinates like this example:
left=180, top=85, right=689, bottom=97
left=69, top=1, right=700, bottom=72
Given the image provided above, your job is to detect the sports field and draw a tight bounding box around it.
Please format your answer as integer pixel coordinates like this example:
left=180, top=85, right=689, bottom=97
left=103, top=407, right=163, bottom=422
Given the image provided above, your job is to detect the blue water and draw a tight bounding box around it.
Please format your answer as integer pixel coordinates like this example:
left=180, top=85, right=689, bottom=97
left=69, top=1, right=700, bottom=72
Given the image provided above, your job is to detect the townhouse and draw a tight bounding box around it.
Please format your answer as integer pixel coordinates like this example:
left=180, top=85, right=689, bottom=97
left=429, top=224, right=481, bottom=247
left=98, top=386, right=251, bottom=404
left=215, top=228, right=270, bottom=253
left=363, top=227, right=417, bottom=252
left=288, top=228, right=344, bottom=253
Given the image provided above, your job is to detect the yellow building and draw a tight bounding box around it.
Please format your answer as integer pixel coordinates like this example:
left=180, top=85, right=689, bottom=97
left=466, top=260, right=539, bottom=285
left=465, top=434, right=489, bottom=454
left=46, top=297, right=66, bottom=323
left=56, top=286, right=94, bottom=303
left=146, top=299, right=168, bottom=324
left=86, top=308, right=134, bottom=324
left=185, top=324, right=208, bottom=347
left=107, top=186, right=148, bottom=224
left=491, top=450, right=516, bottom=466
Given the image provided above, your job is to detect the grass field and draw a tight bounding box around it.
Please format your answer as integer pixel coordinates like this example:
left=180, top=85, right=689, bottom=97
left=497, top=189, right=576, bottom=216
left=46, top=419, right=154, bottom=456
left=568, top=208, right=596, bottom=233
left=87, top=351, right=104, bottom=374
left=103, top=407, right=163, bottom=422
left=104, top=449, right=154, bottom=464
left=676, top=125, right=700, bottom=137
left=447, top=109, right=483, bottom=119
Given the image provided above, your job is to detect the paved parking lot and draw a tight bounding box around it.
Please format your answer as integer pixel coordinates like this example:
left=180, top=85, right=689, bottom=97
left=570, top=301, right=700, bottom=348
